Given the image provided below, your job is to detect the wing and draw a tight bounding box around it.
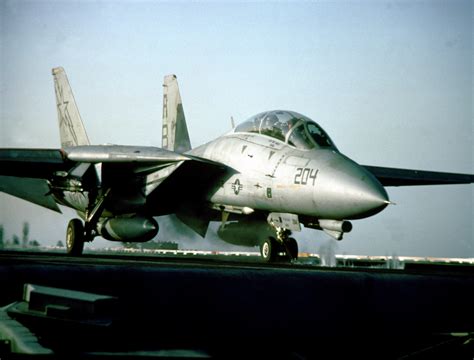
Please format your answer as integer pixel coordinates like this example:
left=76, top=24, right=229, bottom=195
left=0, top=146, right=231, bottom=217
left=0, top=149, right=71, bottom=178
left=363, top=165, right=474, bottom=187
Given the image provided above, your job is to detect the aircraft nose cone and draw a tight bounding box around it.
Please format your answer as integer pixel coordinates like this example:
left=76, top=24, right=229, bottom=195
left=347, top=174, right=389, bottom=218
left=313, top=152, right=390, bottom=219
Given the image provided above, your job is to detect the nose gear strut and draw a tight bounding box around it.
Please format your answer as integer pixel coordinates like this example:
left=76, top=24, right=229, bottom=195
left=261, top=215, right=299, bottom=262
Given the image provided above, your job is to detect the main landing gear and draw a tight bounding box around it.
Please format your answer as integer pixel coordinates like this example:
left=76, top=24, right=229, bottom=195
left=65, top=189, right=111, bottom=256
left=260, top=228, right=298, bottom=263
left=66, top=216, right=102, bottom=256
left=66, top=219, right=86, bottom=256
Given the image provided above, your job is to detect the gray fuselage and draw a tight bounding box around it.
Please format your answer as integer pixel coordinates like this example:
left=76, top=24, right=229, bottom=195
left=191, top=129, right=389, bottom=222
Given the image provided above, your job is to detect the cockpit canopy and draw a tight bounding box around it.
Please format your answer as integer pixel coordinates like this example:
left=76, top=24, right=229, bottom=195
left=234, top=110, right=337, bottom=150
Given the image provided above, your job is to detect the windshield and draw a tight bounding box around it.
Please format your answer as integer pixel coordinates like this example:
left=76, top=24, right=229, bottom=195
left=234, top=110, right=336, bottom=150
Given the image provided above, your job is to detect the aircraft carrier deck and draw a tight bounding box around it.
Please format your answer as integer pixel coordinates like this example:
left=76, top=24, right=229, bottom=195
left=0, top=249, right=473, bottom=359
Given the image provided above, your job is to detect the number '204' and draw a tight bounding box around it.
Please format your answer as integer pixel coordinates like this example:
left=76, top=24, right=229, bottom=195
left=294, top=168, right=319, bottom=186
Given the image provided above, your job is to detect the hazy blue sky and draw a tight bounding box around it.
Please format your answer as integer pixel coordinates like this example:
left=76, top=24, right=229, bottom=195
left=1, top=0, right=472, bottom=257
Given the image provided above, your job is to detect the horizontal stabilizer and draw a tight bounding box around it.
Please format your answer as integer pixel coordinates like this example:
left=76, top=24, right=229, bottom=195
left=0, top=176, right=61, bottom=212
left=364, top=165, right=474, bottom=187
left=176, top=211, right=210, bottom=237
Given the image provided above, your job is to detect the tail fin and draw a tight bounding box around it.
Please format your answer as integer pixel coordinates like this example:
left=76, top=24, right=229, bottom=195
left=52, top=67, right=90, bottom=148
left=162, top=74, right=191, bottom=153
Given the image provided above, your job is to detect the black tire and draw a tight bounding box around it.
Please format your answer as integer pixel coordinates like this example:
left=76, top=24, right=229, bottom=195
left=286, top=237, right=298, bottom=260
left=260, top=237, right=277, bottom=263
left=66, top=219, right=85, bottom=256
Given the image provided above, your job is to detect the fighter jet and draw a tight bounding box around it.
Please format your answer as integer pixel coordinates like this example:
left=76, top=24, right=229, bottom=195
left=1, top=68, right=473, bottom=262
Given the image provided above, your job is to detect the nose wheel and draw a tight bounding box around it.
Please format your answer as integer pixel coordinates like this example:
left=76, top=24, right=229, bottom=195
left=260, top=237, right=277, bottom=262
left=260, top=230, right=299, bottom=263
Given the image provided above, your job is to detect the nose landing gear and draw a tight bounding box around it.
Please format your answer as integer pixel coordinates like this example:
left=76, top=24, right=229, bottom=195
left=260, top=228, right=299, bottom=263
left=260, top=213, right=301, bottom=263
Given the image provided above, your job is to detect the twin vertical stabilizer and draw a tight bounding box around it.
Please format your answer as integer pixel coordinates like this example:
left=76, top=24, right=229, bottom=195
left=52, top=68, right=191, bottom=153
left=52, top=67, right=90, bottom=148
left=162, top=75, right=191, bottom=153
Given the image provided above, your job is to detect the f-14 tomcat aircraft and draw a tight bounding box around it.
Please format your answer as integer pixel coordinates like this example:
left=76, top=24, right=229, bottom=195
left=1, top=68, right=473, bottom=262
